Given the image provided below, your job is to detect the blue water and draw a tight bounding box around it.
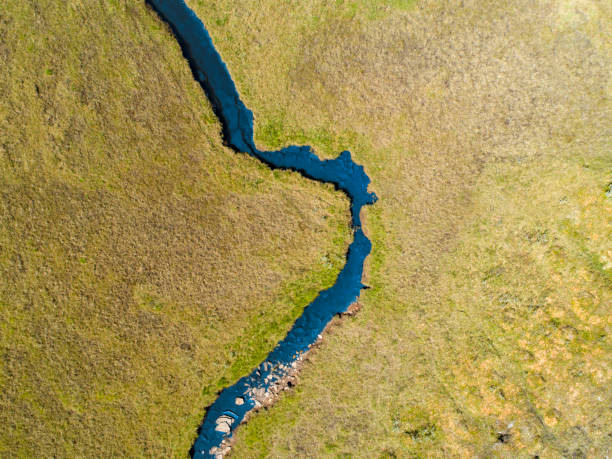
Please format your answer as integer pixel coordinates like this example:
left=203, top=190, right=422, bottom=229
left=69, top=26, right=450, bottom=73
left=145, top=1, right=377, bottom=457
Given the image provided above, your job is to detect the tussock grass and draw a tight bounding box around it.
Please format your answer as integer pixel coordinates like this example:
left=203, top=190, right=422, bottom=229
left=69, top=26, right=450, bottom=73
left=184, top=0, right=612, bottom=456
left=0, top=0, right=351, bottom=456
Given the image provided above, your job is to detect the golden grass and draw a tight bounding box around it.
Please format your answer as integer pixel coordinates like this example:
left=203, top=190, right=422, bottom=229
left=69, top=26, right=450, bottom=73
left=0, top=0, right=351, bottom=456
left=181, top=0, right=612, bottom=456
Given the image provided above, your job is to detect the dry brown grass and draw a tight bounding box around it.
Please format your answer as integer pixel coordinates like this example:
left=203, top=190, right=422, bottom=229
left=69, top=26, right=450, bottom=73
left=0, top=0, right=351, bottom=456
left=181, top=0, right=612, bottom=457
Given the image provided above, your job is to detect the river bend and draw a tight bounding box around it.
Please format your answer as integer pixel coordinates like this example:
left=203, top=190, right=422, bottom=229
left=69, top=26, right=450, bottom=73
left=146, top=1, right=377, bottom=456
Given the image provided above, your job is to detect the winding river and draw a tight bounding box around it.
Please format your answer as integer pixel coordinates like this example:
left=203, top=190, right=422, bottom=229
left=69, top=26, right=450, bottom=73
left=146, top=1, right=377, bottom=457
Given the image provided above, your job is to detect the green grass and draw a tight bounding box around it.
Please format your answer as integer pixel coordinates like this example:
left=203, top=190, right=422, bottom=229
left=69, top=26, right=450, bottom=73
left=2, top=0, right=611, bottom=457
left=0, top=0, right=351, bottom=456
left=182, top=0, right=612, bottom=456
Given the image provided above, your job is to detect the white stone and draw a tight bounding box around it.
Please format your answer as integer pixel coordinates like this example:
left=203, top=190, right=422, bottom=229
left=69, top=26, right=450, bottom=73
left=214, top=415, right=234, bottom=434
left=214, top=422, right=231, bottom=434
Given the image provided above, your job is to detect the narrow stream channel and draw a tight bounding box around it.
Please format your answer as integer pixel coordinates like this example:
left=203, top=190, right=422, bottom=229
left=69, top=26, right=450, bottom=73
left=146, top=1, right=377, bottom=457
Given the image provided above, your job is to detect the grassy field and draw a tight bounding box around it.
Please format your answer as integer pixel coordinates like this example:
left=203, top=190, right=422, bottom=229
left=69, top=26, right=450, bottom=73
left=0, top=1, right=351, bottom=456
left=182, top=0, right=612, bottom=457
left=1, top=0, right=611, bottom=457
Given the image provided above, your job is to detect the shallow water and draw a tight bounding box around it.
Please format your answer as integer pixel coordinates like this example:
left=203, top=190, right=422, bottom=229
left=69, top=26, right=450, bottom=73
left=145, top=1, right=377, bottom=456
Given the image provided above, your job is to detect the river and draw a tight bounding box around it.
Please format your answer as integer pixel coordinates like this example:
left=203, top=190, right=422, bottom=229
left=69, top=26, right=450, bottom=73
left=145, top=1, right=377, bottom=456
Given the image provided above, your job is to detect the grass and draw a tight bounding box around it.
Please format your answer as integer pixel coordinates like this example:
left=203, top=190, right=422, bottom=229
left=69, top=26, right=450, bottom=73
left=180, top=0, right=612, bottom=456
left=2, top=0, right=611, bottom=457
left=0, top=0, right=351, bottom=456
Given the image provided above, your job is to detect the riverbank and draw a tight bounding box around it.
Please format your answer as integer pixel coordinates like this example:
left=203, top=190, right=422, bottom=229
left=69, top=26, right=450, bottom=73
left=192, top=0, right=612, bottom=456
left=209, top=299, right=364, bottom=458
left=145, top=2, right=377, bottom=456
left=0, top=1, right=351, bottom=456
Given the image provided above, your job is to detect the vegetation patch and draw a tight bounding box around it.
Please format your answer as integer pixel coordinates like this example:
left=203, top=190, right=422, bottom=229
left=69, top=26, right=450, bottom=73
left=195, top=0, right=612, bottom=456
left=0, top=0, right=351, bottom=456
